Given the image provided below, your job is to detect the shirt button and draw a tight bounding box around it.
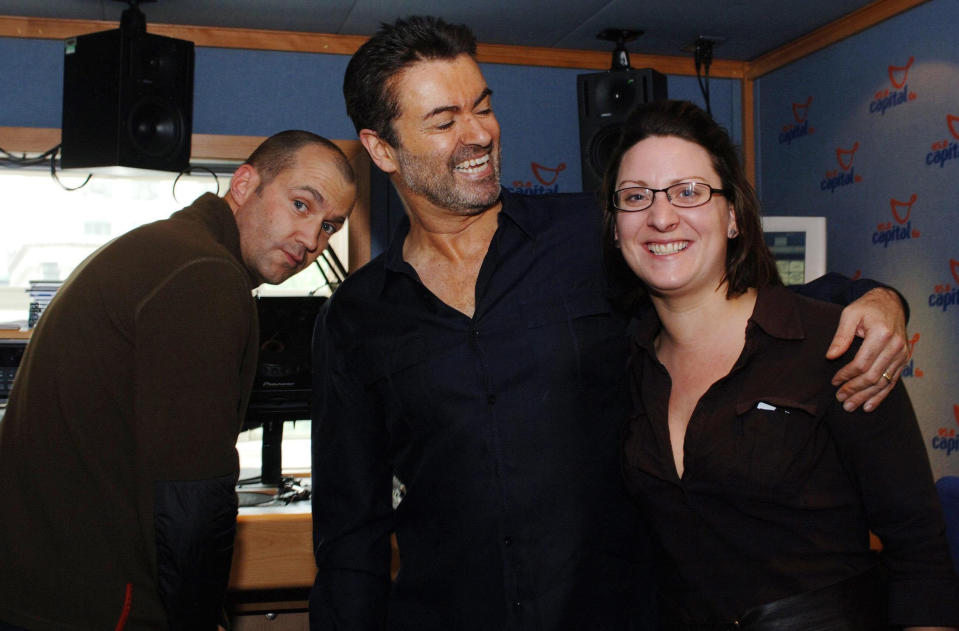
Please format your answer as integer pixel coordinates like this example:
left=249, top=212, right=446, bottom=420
left=512, top=601, right=522, bottom=609
left=488, top=394, right=496, bottom=405
left=503, top=536, right=512, bottom=546
left=471, top=328, right=480, bottom=338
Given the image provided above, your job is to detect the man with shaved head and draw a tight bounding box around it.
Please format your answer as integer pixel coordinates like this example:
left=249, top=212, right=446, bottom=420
left=0, top=130, right=356, bottom=630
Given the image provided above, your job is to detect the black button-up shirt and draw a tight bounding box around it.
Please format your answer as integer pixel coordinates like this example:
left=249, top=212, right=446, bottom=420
left=622, top=285, right=959, bottom=627
left=310, top=190, right=656, bottom=630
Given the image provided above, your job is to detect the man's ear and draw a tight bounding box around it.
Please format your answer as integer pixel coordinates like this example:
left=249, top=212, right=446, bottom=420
left=228, top=163, right=259, bottom=207
left=359, top=129, right=398, bottom=175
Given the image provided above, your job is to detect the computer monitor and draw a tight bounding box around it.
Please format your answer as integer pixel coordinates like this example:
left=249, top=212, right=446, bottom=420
left=243, top=295, right=327, bottom=487
left=761, top=216, right=827, bottom=286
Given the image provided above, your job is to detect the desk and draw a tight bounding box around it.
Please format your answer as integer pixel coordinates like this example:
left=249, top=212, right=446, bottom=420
left=232, top=503, right=314, bottom=591
left=231, top=499, right=401, bottom=591
left=229, top=499, right=400, bottom=629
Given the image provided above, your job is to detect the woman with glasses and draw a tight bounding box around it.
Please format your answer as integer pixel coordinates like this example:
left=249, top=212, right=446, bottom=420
left=603, top=99, right=959, bottom=630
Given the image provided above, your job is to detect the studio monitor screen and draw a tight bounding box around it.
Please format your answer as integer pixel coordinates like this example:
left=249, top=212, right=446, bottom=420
left=61, top=28, right=194, bottom=172
left=577, top=68, right=667, bottom=192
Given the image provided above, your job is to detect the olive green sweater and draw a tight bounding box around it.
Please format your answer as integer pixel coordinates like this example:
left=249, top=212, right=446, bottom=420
left=0, top=194, right=259, bottom=630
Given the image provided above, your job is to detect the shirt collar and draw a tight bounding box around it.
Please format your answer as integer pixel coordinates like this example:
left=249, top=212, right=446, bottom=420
left=383, top=214, right=411, bottom=275
left=381, top=187, right=538, bottom=276
left=748, top=284, right=806, bottom=342
left=175, top=193, right=258, bottom=288
left=497, top=188, right=539, bottom=240
left=629, top=284, right=806, bottom=354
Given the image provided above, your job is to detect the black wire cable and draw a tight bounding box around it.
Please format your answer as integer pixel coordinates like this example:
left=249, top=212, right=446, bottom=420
left=309, top=246, right=350, bottom=295
left=310, top=256, right=334, bottom=295
left=0, top=143, right=60, bottom=168
left=322, top=246, right=348, bottom=281
left=49, top=145, right=92, bottom=191
left=172, top=165, right=220, bottom=205
left=694, top=39, right=714, bottom=116
left=0, top=142, right=93, bottom=190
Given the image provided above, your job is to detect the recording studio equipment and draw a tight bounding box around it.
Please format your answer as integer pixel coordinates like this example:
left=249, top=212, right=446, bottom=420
left=0, top=339, right=28, bottom=404
left=577, top=29, right=668, bottom=192
left=244, top=295, right=327, bottom=487
left=60, top=0, right=194, bottom=173
left=683, top=36, right=724, bottom=115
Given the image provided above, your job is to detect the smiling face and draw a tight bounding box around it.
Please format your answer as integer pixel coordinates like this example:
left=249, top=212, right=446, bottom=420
left=231, top=143, right=356, bottom=286
left=378, top=54, right=502, bottom=216
left=614, top=135, right=736, bottom=300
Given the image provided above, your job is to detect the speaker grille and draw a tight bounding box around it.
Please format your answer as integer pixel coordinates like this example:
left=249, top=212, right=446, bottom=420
left=577, top=68, right=667, bottom=192
left=127, top=96, right=185, bottom=158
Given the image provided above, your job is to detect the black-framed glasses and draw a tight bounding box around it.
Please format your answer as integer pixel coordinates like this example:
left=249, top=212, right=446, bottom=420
left=612, top=181, right=725, bottom=212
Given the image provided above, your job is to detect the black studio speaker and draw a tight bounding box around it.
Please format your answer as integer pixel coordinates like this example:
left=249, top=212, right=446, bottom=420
left=577, top=68, right=667, bottom=192
left=61, top=27, right=194, bottom=172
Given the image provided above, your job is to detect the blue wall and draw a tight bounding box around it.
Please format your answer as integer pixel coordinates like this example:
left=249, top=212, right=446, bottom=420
left=0, top=34, right=740, bottom=195
left=755, top=0, right=959, bottom=478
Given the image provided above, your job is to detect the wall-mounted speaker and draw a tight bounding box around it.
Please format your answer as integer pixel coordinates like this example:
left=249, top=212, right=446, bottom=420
left=61, top=28, right=194, bottom=173
left=577, top=68, right=667, bottom=192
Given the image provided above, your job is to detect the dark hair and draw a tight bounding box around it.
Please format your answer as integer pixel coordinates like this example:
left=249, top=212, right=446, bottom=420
left=601, top=99, right=781, bottom=311
left=343, top=15, right=477, bottom=146
left=245, top=130, right=355, bottom=192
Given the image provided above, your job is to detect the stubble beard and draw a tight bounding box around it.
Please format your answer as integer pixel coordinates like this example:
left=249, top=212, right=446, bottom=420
left=396, top=143, right=503, bottom=216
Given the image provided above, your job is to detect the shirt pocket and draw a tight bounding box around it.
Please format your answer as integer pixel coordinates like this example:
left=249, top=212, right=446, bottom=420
left=722, top=398, right=829, bottom=496
left=350, top=333, right=432, bottom=408
left=521, top=287, right=625, bottom=390
left=351, top=333, right=474, bottom=435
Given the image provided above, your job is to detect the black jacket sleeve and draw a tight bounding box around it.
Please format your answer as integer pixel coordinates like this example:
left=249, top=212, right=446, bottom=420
left=309, top=300, right=393, bottom=630
left=792, top=272, right=910, bottom=322
left=154, top=475, right=239, bottom=630
left=825, top=381, right=959, bottom=625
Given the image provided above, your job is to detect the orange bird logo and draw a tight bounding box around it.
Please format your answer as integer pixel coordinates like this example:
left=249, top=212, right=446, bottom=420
left=887, top=56, right=914, bottom=89
left=836, top=142, right=860, bottom=171
left=531, top=162, right=566, bottom=186
left=906, top=332, right=920, bottom=359
left=792, top=96, right=813, bottom=123
left=889, top=194, right=917, bottom=224
left=947, top=115, right=959, bottom=141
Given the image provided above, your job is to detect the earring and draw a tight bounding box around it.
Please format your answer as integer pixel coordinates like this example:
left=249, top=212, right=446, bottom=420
left=727, top=227, right=739, bottom=238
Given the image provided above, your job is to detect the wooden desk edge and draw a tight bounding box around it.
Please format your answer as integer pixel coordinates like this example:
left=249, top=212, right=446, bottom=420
left=231, top=508, right=315, bottom=591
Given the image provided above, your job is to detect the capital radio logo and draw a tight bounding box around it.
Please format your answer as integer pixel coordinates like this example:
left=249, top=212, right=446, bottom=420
left=930, top=404, right=959, bottom=457
left=778, top=96, right=815, bottom=145
left=927, top=258, right=959, bottom=313
left=869, top=57, right=917, bottom=117
left=820, top=142, right=863, bottom=193
left=507, top=161, right=566, bottom=195
left=872, top=194, right=920, bottom=248
left=925, top=114, right=959, bottom=169
left=900, top=332, right=924, bottom=379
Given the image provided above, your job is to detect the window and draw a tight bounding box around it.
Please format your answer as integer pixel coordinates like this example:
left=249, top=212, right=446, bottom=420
left=0, top=167, right=349, bottom=325
left=1, top=165, right=350, bottom=475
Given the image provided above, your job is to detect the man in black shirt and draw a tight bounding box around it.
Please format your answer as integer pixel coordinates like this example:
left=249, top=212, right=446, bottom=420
left=309, top=16, right=909, bottom=630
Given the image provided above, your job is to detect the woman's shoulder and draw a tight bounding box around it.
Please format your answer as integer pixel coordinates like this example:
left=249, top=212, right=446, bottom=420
left=757, top=284, right=859, bottom=364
